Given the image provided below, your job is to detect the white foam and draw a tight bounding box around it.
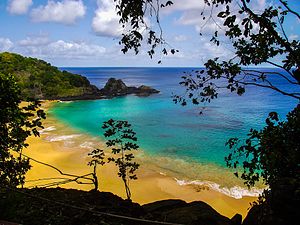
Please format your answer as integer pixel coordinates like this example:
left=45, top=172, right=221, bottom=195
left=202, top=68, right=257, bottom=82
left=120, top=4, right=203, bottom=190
left=45, top=134, right=81, bottom=142
left=60, top=101, right=73, bottom=103
left=174, top=178, right=265, bottom=199
left=39, top=126, right=56, bottom=134
left=80, top=141, right=95, bottom=149
left=159, top=172, right=167, bottom=176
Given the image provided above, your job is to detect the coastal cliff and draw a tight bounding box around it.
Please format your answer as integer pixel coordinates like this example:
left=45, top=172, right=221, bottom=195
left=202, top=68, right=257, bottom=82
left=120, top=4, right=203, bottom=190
left=0, top=52, right=101, bottom=100
left=0, top=52, right=159, bottom=100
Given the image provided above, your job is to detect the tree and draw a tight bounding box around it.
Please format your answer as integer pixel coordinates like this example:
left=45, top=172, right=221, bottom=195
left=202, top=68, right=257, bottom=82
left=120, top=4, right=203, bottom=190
left=102, top=119, right=140, bottom=200
left=226, top=106, right=300, bottom=224
left=113, top=0, right=300, bottom=221
left=87, top=148, right=106, bottom=191
left=173, top=0, right=300, bottom=107
left=0, top=73, right=45, bottom=187
left=225, top=106, right=300, bottom=189
left=114, top=0, right=299, bottom=104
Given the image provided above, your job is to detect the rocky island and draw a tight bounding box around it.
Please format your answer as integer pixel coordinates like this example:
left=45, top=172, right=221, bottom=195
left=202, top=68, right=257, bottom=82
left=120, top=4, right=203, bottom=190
left=0, top=52, right=159, bottom=101
left=100, top=78, right=159, bottom=97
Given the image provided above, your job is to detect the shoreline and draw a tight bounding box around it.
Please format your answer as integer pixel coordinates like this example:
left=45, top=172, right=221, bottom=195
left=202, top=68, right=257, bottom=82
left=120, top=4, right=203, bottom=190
left=24, top=101, right=257, bottom=219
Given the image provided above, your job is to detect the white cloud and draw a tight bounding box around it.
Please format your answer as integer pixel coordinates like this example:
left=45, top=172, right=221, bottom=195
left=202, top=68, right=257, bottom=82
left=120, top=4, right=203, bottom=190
left=200, top=40, right=230, bottom=59
left=174, top=35, right=234, bottom=65
left=19, top=36, right=50, bottom=46
left=7, top=0, right=32, bottom=15
left=18, top=38, right=106, bottom=59
left=0, top=38, right=14, bottom=52
left=30, top=0, right=86, bottom=25
left=46, top=40, right=106, bottom=57
left=163, top=0, right=230, bottom=37
left=165, top=0, right=267, bottom=34
left=92, top=0, right=123, bottom=37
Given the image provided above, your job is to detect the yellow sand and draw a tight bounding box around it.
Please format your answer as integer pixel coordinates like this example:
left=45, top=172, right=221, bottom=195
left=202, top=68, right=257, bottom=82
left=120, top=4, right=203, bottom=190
left=23, top=101, right=256, bottom=219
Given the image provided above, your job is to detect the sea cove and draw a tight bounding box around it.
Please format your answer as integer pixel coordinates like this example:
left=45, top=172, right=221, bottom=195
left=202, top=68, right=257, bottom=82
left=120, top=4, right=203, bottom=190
left=48, top=67, right=298, bottom=198
left=2, top=1, right=300, bottom=224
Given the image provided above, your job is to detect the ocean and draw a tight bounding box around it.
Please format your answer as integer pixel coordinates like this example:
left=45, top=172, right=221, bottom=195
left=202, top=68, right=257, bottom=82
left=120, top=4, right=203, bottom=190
left=49, top=67, right=298, bottom=198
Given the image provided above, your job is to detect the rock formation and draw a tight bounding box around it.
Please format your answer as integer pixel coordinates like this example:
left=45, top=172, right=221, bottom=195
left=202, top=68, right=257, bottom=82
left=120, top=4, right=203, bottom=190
left=0, top=188, right=240, bottom=225
left=100, top=78, right=159, bottom=97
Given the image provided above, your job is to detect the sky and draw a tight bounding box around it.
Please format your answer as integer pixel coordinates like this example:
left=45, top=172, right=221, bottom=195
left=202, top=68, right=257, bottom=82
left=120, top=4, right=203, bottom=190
left=0, top=0, right=299, bottom=67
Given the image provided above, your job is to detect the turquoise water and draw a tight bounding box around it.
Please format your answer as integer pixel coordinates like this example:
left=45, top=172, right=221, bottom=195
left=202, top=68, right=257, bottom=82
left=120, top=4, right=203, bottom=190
left=51, top=67, right=298, bottom=194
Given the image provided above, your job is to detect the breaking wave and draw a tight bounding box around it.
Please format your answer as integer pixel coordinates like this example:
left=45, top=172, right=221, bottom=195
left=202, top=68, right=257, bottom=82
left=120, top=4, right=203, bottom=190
left=79, top=141, right=95, bottom=149
left=175, top=178, right=265, bottom=199
left=39, top=126, right=56, bottom=134
left=45, top=134, right=81, bottom=142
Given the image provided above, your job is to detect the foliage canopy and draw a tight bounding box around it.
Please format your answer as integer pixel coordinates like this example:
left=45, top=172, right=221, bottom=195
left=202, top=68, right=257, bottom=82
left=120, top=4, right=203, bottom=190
left=225, top=106, right=300, bottom=189
left=102, top=119, right=140, bottom=200
left=114, top=0, right=299, bottom=103
left=0, top=73, right=45, bottom=187
left=0, top=52, right=94, bottom=99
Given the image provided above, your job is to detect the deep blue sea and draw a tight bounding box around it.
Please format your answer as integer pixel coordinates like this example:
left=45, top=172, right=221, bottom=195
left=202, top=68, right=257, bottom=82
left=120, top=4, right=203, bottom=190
left=50, top=67, right=298, bottom=197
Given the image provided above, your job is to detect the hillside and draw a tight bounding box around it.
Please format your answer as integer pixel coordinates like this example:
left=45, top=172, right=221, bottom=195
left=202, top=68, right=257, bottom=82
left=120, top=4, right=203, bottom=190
left=0, top=52, right=100, bottom=100
left=0, top=52, right=159, bottom=100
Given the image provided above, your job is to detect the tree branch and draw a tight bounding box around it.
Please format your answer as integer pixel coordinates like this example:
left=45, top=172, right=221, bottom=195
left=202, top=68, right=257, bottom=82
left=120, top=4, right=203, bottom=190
left=240, top=0, right=299, bottom=67
left=266, top=60, right=295, bottom=78
left=21, top=153, right=94, bottom=182
left=236, top=79, right=300, bottom=100
left=279, top=0, right=300, bottom=20
left=243, top=68, right=298, bottom=85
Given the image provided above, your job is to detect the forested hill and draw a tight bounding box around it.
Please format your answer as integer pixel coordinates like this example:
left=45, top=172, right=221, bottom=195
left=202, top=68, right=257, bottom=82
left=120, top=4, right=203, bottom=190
left=0, top=52, right=100, bottom=100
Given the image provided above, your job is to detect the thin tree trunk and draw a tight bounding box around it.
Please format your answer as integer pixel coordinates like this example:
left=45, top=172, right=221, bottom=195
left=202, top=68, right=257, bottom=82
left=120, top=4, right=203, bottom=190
left=123, top=178, right=131, bottom=200
left=93, top=164, right=98, bottom=191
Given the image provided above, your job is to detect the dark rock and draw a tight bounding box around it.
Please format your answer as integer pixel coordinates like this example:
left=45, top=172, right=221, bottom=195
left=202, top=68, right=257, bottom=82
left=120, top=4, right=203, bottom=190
left=100, top=78, right=159, bottom=97
left=101, top=78, right=128, bottom=96
left=243, top=204, right=270, bottom=225
left=0, top=188, right=145, bottom=225
left=143, top=199, right=234, bottom=225
left=135, top=85, right=160, bottom=96
left=1, top=188, right=240, bottom=225
left=231, top=214, right=242, bottom=225
left=54, top=78, right=159, bottom=101
left=143, top=199, right=187, bottom=214
left=0, top=220, right=21, bottom=225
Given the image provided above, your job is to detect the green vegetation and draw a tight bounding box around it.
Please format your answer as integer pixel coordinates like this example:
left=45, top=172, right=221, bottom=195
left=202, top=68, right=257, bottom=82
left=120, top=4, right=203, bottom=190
left=88, top=119, right=140, bottom=199
left=102, top=119, right=140, bottom=200
left=0, top=73, right=45, bottom=187
left=228, top=106, right=300, bottom=225
left=0, top=52, right=95, bottom=99
left=226, top=107, right=300, bottom=190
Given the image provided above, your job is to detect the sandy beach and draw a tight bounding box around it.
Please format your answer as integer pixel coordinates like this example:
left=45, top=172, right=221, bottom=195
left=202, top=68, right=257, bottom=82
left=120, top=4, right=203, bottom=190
left=24, top=101, right=257, bottom=219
